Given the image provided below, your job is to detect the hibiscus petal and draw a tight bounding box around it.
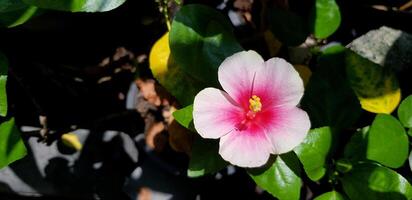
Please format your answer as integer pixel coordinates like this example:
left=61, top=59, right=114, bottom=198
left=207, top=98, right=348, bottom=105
left=193, top=87, right=243, bottom=139
left=219, top=128, right=272, bottom=168
left=266, top=107, right=311, bottom=154
left=218, top=50, right=265, bottom=106
left=254, top=58, right=304, bottom=108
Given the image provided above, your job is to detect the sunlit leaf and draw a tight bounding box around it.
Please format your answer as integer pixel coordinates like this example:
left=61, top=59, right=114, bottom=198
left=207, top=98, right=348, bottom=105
left=366, top=114, right=408, bottom=168
left=314, top=191, right=346, bottom=200
left=309, top=0, right=341, bottom=39
left=249, top=153, right=302, bottom=200
left=0, top=118, right=27, bottom=169
left=398, top=95, right=412, bottom=128
left=294, top=127, right=332, bottom=181
left=22, top=0, right=125, bottom=12
left=0, top=52, right=8, bottom=117
left=341, top=163, right=412, bottom=200
left=344, top=114, right=408, bottom=168
left=172, top=104, right=194, bottom=130
left=0, top=5, right=38, bottom=28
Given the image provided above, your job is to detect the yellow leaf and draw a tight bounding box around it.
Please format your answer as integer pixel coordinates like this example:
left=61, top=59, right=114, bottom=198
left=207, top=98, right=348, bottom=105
left=346, top=50, right=401, bottom=114
left=149, top=32, right=170, bottom=77
left=61, top=133, right=82, bottom=151
left=148, top=32, right=206, bottom=106
left=359, top=86, right=401, bottom=114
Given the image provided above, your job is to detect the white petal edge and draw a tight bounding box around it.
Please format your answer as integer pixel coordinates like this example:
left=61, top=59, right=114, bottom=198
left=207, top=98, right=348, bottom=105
left=219, top=130, right=272, bottom=168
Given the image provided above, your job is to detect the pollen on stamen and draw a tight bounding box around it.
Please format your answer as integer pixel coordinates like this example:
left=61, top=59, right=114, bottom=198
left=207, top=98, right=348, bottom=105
left=249, top=95, right=262, bottom=112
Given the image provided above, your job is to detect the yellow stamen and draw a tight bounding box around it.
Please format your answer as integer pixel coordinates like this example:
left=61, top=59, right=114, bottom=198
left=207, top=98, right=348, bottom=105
left=249, top=95, right=262, bottom=112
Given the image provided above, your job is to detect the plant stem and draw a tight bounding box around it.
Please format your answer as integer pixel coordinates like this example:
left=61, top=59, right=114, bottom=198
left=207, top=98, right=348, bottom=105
left=161, top=0, right=171, bottom=30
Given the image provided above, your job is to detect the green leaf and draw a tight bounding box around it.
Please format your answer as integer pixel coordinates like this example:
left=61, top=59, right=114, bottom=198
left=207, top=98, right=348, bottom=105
left=345, top=49, right=401, bottom=114
left=170, top=4, right=243, bottom=86
left=267, top=8, right=308, bottom=46
left=0, top=52, right=8, bottom=117
left=343, top=126, right=369, bottom=162
left=0, top=118, right=27, bottom=169
left=172, top=104, right=194, bottom=130
left=301, top=44, right=361, bottom=130
left=188, top=136, right=227, bottom=177
left=0, top=5, right=38, bottom=28
left=398, top=95, right=412, bottom=128
left=294, top=127, right=332, bottom=181
left=409, top=128, right=412, bottom=137
left=314, top=191, right=346, bottom=200
left=149, top=33, right=205, bottom=106
left=341, top=163, right=412, bottom=200
left=22, top=0, right=126, bottom=12
left=0, top=0, right=27, bottom=12
left=367, top=114, right=409, bottom=168
left=249, top=153, right=302, bottom=200
left=309, top=0, right=341, bottom=39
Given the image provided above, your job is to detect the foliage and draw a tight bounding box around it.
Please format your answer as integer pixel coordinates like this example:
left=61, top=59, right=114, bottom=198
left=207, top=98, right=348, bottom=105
left=0, top=118, right=27, bottom=169
left=2, top=0, right=412, bottom=199
left=248, top=153, right=302, bottom=200
left=168, top=3, right=412, bottom=199
left=0, top=52, right=8, bottom=117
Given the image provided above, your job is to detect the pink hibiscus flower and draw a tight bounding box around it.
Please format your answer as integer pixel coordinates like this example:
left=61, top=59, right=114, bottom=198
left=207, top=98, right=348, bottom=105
left=193, top=50, right=311, bottom=168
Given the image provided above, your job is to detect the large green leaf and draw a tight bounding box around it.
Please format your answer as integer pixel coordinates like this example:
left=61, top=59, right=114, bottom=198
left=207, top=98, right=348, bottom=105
left=22, top=0, right=125, bottom=12
left=0, top=118, right=27, bottom=169
left=341, top=163, right=412, bottom=200
left=0, top=4, right=38, bottom=28
left=294, top=127, right=332, bottom=181
left=344, top=115, right=409, bottom=168
left=314, top=191, right=346, bottom=200
left=249, top=153, right=302, bottom=200
left=170, top=4, right=243, bottom=86
left=301, top=44, right=361, bottom=130
left=398, top=95, right=412, bottom=128
left=0, top=52, right=8, bottom=117
left=188, top=136, right=227, bottom=178
left=309, top=0, right=341, bottom=39
left=366, top=114, right=408, bottom=168
left=267, top=8, right=308, bottom=46
left=172, top=104, right=194, bottom=131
